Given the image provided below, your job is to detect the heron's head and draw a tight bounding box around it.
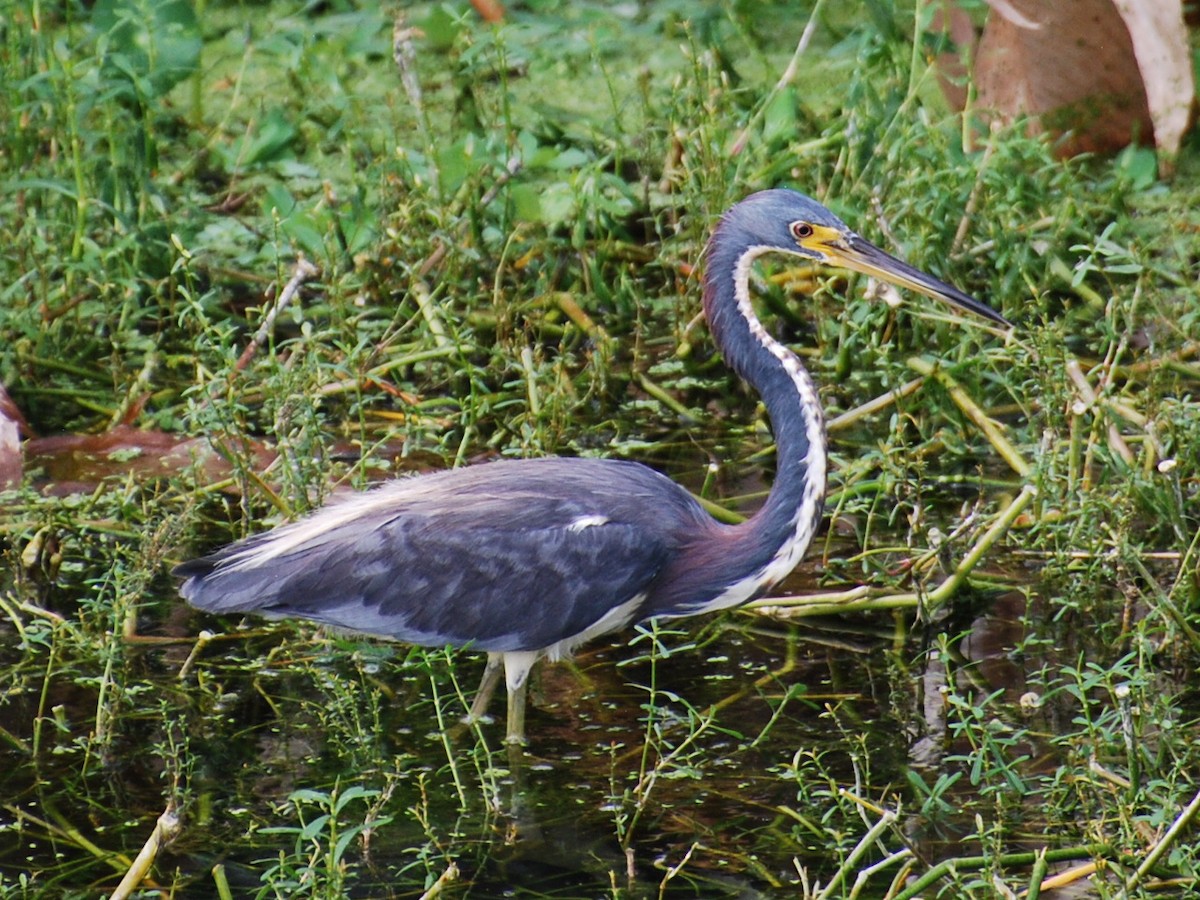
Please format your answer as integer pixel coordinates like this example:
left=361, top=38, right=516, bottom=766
left=724, top=189, right=1011, bottom=329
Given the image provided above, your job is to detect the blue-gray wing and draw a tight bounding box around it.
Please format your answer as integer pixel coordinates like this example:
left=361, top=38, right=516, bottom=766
left=176, top=458, right=709, bottom=652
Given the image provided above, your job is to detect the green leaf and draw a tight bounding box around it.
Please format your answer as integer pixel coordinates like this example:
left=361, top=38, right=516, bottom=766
left=421, top=4, right=464, bottom=51
left=546, top=148, right=590, bottom=171
left=300, top=813, right=331, bottom=841
left=508, top=183, right=543, bottom=222
left=763, top=86, right=798, bottom=145
left=333, top=785, right=377, bottom=814
left=538, top=183, right=575, bottom=224
left=243, top=109, right=299, bottom=167
left=288, top=788, right=331, bottom=804
left=92, top=0, right=201, bottom=99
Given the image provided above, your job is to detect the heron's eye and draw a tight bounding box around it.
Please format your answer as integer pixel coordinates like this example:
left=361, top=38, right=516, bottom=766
left=790, top=222, right=814, bottom=240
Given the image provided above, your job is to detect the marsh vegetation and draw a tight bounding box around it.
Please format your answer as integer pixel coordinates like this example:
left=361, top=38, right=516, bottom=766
left=1, top=2, right=1198, bottom=897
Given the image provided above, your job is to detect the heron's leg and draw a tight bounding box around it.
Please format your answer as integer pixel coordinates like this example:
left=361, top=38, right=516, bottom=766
left=501, top=650, right=540, bottom=745
left=465, top=652, right=504, bottom=724
left=507, top=682, right=527, bottom=746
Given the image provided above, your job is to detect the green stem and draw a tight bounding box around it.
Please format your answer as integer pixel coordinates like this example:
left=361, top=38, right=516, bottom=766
left=1125, top=785, right=1200, bottom=893
left=892, top=844, right=1113, bottom=900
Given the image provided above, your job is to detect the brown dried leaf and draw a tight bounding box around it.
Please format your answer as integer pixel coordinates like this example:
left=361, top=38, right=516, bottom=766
left=1113, top=0, right=1194, bottom=162
left=0, top=383, right=31, bottom=437
left=936, top=0, right=1194, bottom=164
left=0, top=416, right=20, bottom=491
left=975, top=0, right=1153, bottom=157
left=26, top=425, right=273, bottom=494
left=0, top=384, right=28, bottom=490
left=469, top=0, right=504, bottom=23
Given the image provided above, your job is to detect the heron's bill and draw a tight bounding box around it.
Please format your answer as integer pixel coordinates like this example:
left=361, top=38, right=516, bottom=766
left=804, top=225, right=1012, bottom=329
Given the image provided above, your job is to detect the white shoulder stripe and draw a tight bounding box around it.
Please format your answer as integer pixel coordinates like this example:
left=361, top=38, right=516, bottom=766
left=567, top=514, right=609, bottom=532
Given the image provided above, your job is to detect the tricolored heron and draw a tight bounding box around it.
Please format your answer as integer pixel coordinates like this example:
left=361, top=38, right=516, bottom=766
left=176, top=189, right=1010, bottom=744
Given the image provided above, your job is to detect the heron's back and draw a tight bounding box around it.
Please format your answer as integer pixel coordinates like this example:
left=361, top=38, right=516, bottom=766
left=176, top=457, right=716, bottom=652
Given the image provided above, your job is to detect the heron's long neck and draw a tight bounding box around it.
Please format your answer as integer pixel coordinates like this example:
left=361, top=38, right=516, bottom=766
left=702, top=239, right=828, bottom=594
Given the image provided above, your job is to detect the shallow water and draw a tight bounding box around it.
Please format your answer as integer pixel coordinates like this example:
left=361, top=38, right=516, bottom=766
left=1, top=561, right=1127, bottom=898
left=0, top=426, right=1187, bottom=897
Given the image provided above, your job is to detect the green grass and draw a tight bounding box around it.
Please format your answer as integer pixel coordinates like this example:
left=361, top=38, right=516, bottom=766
left=2, top=1, right=1199, bottom=897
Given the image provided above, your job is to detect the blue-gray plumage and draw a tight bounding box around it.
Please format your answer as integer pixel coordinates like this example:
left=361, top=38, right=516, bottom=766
left=176, top=189, right=1010, bottom=743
